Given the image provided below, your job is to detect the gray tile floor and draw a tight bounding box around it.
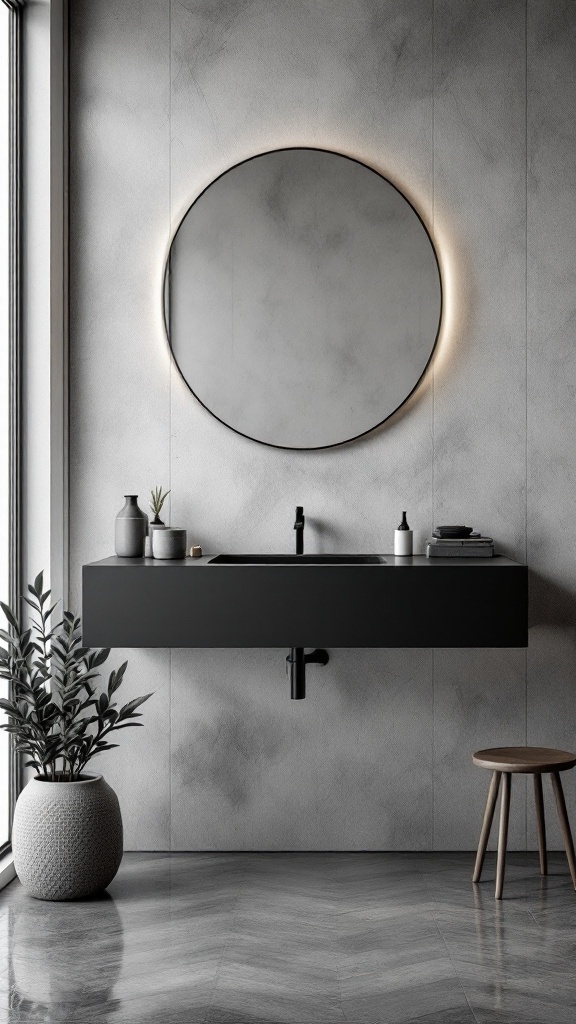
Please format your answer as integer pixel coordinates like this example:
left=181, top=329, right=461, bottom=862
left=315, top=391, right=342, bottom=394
left=0, top=852, right=575, bottom=1023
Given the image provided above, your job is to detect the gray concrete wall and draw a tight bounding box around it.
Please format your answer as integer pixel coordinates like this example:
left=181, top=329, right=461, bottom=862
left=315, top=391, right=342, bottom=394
left=69, top=0, right=576, bottom=850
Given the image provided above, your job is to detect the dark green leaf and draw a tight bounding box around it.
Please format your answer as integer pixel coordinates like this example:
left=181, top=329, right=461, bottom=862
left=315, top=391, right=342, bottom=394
left=0, top=698, right=21, bottom=715
left=108, top=661, right=128, bottom=695
left=0, top=602, right=19, bottom=632
left=118, top=693, right=152, bottom=718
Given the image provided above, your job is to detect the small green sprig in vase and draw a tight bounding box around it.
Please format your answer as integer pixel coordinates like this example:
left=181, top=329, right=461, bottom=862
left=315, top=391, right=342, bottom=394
left=149, top=486, right=170, bottom=526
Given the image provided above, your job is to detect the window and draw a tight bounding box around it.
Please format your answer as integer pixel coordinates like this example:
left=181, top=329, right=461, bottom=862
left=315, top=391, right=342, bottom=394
left=1, top=0, right=21, bottom=857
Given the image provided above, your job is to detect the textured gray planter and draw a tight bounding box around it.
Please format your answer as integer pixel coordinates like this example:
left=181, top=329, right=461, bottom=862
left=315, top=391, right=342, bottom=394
left=12, top=774, right=123, bottom=901
left=151, top=527, right=187, bottom=559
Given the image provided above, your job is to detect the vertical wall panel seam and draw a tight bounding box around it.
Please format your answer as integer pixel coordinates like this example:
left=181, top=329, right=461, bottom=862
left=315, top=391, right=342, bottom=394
left=49, top=0, right=69, bottom=608
left=524, top=0, right=528, bottom=849
left=168, top=0, right=172, bottom=850
left=431, top=0, right=436, bottom=851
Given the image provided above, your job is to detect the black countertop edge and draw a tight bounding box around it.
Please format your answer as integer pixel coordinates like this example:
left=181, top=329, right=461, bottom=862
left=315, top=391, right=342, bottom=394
left=85, top=554, right=526, bottom=568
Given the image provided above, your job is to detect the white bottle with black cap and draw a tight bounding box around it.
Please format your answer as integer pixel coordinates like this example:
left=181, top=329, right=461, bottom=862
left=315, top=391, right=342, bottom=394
left=394, top=511, right=413, bottom=556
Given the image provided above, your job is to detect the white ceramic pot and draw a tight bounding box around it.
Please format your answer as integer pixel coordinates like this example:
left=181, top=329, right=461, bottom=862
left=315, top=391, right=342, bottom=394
left=12, top=773, right=123, bottom=901
left=145, top=522, right=167, bottom=557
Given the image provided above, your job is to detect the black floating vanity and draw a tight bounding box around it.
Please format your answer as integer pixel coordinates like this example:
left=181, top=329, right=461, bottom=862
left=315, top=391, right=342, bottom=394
left=82, top=554, right=528, bottom=649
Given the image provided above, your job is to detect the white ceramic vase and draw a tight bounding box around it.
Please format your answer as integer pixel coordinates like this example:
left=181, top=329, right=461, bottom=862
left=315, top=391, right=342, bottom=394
left=12, top=773, right=123, bottom=901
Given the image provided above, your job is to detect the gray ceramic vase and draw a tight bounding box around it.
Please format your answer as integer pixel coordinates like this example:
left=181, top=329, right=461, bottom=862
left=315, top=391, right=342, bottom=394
left=12, top=774, right=123, bottom=901
left=115, top=495, right=148, bottom=557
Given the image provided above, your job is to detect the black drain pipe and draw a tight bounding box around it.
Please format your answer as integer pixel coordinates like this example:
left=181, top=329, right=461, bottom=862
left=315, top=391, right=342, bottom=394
left=286, top=647, right=329, bottom=699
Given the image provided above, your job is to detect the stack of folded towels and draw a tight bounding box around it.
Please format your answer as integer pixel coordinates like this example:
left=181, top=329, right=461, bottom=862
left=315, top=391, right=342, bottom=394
left=426, top=525, right=494, bottom=557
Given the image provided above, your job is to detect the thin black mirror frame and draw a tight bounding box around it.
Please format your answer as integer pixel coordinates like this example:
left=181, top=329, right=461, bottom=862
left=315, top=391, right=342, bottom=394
left=163, top=146, right=444, bottom=452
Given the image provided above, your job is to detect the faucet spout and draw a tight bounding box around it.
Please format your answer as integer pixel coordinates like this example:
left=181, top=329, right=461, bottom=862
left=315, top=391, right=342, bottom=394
left=294, top=505, right=305, bottom=555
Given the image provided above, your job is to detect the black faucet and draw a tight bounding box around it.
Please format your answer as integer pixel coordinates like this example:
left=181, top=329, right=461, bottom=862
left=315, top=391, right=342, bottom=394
left=294, top=506, right=305, bottom=554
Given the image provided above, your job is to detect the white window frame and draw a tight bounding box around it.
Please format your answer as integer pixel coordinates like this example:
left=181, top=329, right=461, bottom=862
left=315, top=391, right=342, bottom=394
left=1, top=0, right=24, bottom=865
left=0, top=0, right=68, bottom=886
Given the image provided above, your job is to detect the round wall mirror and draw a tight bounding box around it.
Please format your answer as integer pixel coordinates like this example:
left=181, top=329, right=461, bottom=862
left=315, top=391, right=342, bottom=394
left=165, top=148, right=442, bottom=450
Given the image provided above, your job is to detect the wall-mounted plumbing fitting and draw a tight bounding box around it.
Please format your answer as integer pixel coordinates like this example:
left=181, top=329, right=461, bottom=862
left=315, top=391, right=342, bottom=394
left=286, top=647, right=329, bottom=699
left=294, top=506, right=305, bottom=554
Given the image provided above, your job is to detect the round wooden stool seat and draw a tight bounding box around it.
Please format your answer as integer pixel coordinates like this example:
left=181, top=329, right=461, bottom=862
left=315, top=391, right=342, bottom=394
left=472, top=745, right=576, bottom=898
left=473, top=746, right=576, bottom=774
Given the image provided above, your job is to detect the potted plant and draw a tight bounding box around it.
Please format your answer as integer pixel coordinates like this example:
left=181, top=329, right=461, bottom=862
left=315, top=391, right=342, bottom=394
left=145, top=485, right=171, bottom=555
left=149, top=485, right=170, bottom=526
left=0, top=572, right=152, bottom=901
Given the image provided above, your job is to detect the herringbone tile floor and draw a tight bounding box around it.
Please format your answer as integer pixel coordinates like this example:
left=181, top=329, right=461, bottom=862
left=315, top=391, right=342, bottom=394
left=1, top=852, right=575, bottom=1023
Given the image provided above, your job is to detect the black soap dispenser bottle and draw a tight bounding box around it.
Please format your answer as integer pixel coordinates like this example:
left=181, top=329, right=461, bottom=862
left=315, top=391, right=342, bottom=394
left=394, top=511, right=413, bottom=556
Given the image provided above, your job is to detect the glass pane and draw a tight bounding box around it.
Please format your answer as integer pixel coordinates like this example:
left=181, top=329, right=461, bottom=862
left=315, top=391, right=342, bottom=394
left=0, top=2, right=11, bottom=849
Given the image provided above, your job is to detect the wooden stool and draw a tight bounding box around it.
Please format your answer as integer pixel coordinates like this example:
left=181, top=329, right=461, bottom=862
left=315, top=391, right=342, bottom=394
left=472, top=746, right=576, bottom=899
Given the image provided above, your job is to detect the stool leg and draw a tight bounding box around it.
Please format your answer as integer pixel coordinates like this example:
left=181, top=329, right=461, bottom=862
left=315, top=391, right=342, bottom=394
left=473, top=770, right=501, bottom=883
left=550, top=771, right=576, bottom=891
left=533, top=774, right=548, bottom=876
left=495, top=772, right=511, bottom=900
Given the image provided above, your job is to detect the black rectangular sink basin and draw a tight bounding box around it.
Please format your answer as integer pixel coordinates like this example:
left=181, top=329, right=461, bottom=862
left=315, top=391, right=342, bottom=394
left=208, top=554, right=387, bottom=565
